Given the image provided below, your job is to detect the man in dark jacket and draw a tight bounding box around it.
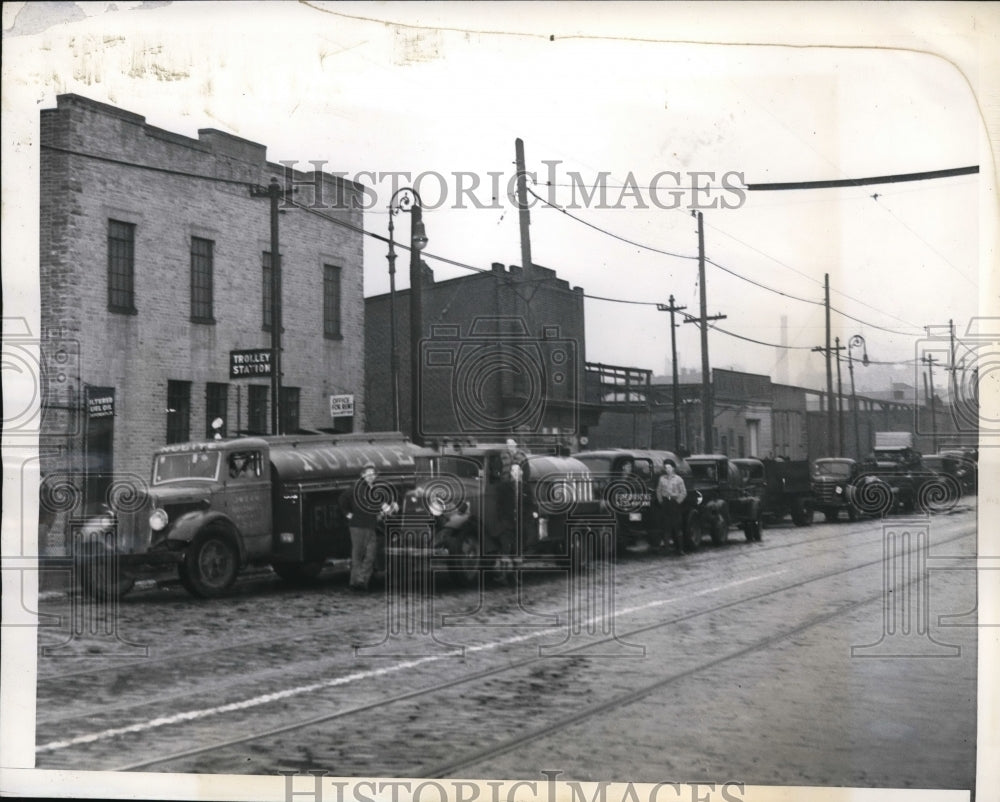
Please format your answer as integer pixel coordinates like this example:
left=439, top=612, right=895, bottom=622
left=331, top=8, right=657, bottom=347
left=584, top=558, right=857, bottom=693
left=340, top=463, right=387, bottom=591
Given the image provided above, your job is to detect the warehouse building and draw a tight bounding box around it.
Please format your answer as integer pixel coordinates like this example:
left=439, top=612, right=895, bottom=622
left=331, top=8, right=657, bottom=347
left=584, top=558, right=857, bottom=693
left=39, top=94, right=366, bottom=550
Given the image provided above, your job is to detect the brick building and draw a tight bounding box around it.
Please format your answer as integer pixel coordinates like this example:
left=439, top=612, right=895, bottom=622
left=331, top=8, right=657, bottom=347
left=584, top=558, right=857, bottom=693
left=39, top=94, right=365, bottom=543
left=365, top=263, right=593, bottom=445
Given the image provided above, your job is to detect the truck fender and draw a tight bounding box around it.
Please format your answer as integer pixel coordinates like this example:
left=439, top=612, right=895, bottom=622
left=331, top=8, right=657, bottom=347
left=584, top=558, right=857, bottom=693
left=166, top=511, right=246, bottom=566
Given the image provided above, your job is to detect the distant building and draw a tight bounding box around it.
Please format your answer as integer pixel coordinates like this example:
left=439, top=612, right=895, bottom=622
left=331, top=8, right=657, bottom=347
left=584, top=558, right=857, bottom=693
left=365, top=263, right=595, bottom=445
left=39, top=94, right=365, bottom=549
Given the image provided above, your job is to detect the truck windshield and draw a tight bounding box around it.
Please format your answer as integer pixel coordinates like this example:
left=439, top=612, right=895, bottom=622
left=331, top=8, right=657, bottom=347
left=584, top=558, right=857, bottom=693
left=153, top=452, right=221, bottom=484
left=688, top=463, right=719, bottom=482
left=814, top=462, right=851, bottom=477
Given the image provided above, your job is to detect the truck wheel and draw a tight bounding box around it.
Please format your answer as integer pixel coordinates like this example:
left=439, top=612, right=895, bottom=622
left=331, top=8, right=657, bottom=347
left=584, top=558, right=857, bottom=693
left=684, top=511, right=702, bottom=552
left=180, top=529, right=239, bottom=598
left=75, top=543, right=135, bottom=601
left=847, top=505, right=858, bottom=522
left=272, top=561, right=324, bottom=583
left=711, top=511, right=730, bottom=546
left=790, top=498, right=812, bottom=527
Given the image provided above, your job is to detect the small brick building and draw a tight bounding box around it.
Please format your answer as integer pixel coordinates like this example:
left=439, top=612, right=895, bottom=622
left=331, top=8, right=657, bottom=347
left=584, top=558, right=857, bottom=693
left=365, top=263, right=594, bottom=446
left=39, top=94, right=366, bottom=547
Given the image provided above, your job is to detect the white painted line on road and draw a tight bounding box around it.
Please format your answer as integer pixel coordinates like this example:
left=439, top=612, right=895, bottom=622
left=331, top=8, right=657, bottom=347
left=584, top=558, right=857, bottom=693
left=36, top=568, right=785, bottom=753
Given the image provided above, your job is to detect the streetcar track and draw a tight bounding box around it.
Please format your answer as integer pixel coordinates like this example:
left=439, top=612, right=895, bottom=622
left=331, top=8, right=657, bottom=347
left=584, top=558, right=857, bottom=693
left=61, top=524, right=975, bottom=772
left=34, top=528, right=905, bottom=729
left=37, top=510, right=953, bottom=684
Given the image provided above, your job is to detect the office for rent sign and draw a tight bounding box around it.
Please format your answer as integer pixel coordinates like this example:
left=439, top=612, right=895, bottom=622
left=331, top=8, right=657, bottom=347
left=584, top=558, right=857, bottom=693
left=329, top=394, right=354, bottom=417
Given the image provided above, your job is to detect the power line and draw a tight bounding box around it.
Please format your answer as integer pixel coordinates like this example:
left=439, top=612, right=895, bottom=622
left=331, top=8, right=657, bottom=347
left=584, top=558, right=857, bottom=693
left=746, top=165, right=978, bottom=191
left=525, top=186, right=698, bottom=260
left=529, top=181, right=920, bottom=335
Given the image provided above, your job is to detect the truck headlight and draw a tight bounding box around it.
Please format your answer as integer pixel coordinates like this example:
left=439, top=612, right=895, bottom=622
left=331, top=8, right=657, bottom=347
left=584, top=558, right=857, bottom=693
left=835, top=486, right=843, bottom=495
left=149, top=508, right=169, bottom=531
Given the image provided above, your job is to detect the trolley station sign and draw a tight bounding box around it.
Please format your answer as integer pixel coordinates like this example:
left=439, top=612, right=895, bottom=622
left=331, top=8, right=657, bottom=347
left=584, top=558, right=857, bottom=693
left=229, top=349, right=272, bottom=378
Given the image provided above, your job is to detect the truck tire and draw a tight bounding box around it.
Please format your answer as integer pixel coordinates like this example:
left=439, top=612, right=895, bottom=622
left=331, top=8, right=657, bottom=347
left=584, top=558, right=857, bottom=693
left=272, top=561, right=324, bottom=583
left=790, top=498, right=813, bottom=527
left=180, top=528, right=239, bottom=598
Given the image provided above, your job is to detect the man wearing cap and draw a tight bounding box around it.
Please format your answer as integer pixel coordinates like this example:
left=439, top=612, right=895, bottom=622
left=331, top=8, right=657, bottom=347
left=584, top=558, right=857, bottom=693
left=339, top=463, right=382, bottom=591
left=656, top=461, right=688, bottom=555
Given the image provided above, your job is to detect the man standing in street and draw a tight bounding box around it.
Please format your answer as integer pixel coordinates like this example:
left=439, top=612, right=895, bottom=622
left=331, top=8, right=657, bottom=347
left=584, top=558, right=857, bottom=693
left=340, top=462, right=383, bottom=591
left=656, top=461, right=688, bottom=555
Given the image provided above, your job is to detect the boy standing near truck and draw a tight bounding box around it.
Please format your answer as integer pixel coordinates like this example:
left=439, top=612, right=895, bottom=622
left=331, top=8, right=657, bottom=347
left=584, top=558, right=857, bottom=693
left=656, top=461, right=688, bottom=555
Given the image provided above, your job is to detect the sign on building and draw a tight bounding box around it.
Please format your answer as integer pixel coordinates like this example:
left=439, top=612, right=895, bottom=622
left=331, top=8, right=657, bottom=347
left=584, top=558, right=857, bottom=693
left=330, top=394, right=355, bottom=418
left=230, top=349, right=272, bottom=378
left=86, top=386, right=115, bottom=418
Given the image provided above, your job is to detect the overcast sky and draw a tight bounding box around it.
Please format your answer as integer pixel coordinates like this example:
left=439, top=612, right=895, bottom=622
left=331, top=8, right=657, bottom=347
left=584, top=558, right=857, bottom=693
left=3, top=2, right=995, bottom=395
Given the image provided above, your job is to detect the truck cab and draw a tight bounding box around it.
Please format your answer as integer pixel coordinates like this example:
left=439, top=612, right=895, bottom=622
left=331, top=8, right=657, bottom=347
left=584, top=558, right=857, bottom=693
left=77, top=433, right=425, bottom=598
left=686, top=454, right=764, bottom=544
left=811, top=457, right=863, bottom=521
left=392, top=442, right=606, bottom=581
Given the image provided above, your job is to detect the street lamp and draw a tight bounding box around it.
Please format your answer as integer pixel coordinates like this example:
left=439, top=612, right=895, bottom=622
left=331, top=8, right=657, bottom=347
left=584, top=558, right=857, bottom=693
left=847, top=334, right=870, bottom=459
left=386, top=188, right=427, bottom=434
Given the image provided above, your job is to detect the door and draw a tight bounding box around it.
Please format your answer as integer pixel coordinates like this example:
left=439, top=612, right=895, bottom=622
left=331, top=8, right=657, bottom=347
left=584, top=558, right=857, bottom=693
left=221, top=448, right=271, bottom=556
left=747, top=419, right=760, bottom=457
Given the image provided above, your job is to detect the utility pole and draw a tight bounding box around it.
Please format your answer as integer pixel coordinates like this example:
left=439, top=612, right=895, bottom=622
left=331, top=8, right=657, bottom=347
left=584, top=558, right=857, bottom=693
left=682, top=211, right=726, bottom=453
left=812, top=335, right=845, bottom=456
left=657, top=295, right=687, bottom=452
left=923, top=352, right=940, bottom=452
left=250, top=177, right=292, bottom=435
left=824, top=274, right=833, bottom=456
left=514, top=138, right=533, bottom=284
left=835, top=336, right=844, bottom=456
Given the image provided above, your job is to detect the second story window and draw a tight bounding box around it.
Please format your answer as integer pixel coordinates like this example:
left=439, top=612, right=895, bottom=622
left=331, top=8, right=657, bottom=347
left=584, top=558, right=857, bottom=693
left=323, top=264, right=341, bottom=338
left=108, top=219, right=136, bottom=313
left=191, top=237, right=214, bottom=323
